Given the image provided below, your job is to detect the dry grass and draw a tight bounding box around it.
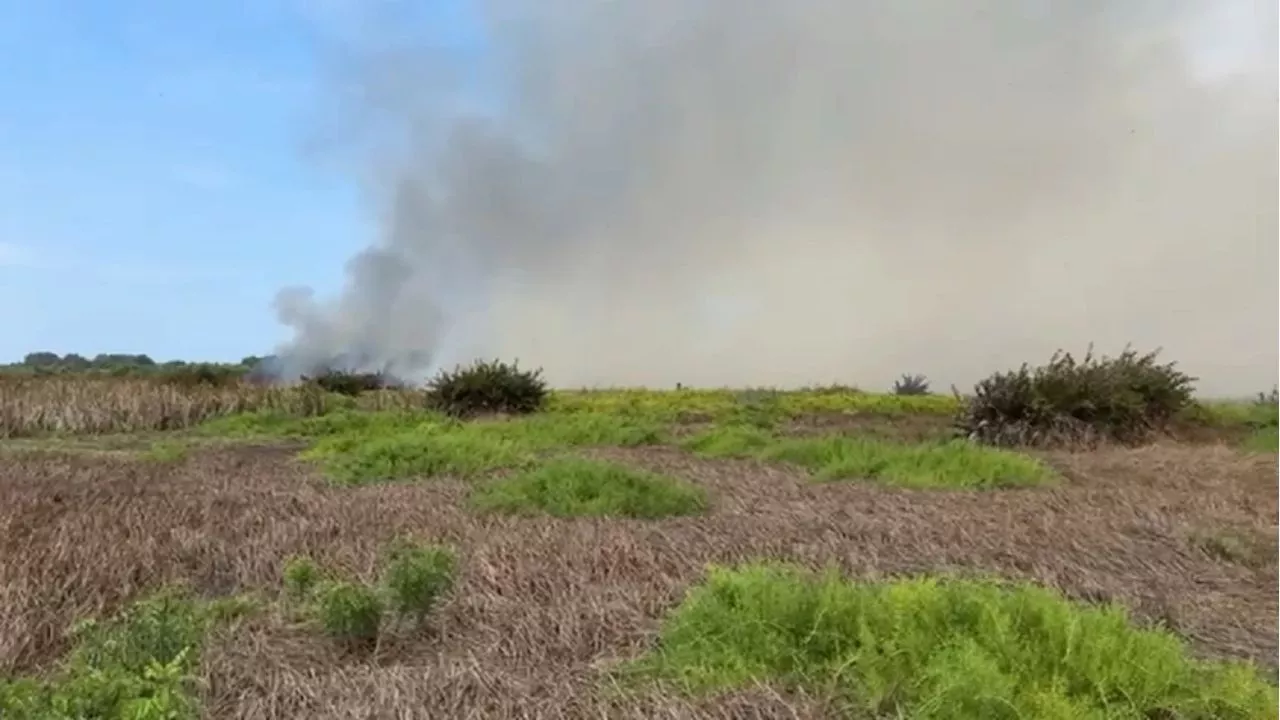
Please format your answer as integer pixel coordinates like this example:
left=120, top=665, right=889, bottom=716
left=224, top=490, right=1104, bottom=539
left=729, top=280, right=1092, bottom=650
left=1, top=375, right=1274, bottom=717
left=0, top=376, right=428, bottom=438
left=1, top=433, right=1275, bottom=717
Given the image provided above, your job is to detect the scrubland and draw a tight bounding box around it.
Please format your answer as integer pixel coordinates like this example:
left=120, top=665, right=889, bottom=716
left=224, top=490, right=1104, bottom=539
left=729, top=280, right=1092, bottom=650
left=0, top=350, right=1276, bottom=719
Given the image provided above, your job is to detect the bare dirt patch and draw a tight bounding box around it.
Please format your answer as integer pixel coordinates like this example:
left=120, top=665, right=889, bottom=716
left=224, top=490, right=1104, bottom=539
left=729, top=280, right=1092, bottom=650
left=1, top=441, right=1275, bottom=717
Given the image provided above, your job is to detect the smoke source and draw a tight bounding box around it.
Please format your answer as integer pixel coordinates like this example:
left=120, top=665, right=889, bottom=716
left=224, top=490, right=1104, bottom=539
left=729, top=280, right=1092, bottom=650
left=273, top=0, right=1278, bottom=396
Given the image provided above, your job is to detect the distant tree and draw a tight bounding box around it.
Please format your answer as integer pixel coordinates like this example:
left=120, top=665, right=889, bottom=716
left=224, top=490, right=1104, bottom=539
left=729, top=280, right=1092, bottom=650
left=61, top=353, right=91, bottom=370
left=22, top=352, right=61, bottom=367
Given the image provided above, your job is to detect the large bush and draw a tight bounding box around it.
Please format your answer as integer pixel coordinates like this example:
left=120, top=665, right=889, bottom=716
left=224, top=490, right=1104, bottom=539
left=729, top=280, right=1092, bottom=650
left=425, top=359, right=547, bottom=418
left=955, top=346, right=1196, bottom=447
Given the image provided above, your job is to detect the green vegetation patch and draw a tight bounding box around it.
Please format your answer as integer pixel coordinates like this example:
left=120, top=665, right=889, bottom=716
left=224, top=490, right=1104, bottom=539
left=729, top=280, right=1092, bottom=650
left=547, top=388, right=959, bottom=424
left=682, top=427, right=1054, bottom=489
left=0, top=588, right=255, bottom=720
left=138, top=440, right=189, bottom=463
left=622, top=564, right=1277, bottom=720
left=472, top=457, right=708, bottom=519
left=300, top=412, right=666, bottom=485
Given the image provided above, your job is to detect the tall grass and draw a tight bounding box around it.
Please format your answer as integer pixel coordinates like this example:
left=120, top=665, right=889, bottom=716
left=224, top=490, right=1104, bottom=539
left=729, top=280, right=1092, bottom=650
left=0, top=375, right=426, bottom=438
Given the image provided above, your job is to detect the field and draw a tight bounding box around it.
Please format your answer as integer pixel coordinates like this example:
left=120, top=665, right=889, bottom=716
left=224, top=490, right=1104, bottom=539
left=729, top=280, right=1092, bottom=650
left=1, top=370, right=1277, bottom=719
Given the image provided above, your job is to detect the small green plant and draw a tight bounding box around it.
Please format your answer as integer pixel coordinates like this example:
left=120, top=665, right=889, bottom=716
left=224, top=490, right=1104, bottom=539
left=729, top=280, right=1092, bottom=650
left=955, top=345, right=1196, bottom=447
left=473, top=458, right=709, bottom=518
left=892, top=373, right=931, bottom=396
left=282, top=555, right=323, bottom=598
left=380, top=540, right=458, bottom=621
left=622, top=564, right=1277, bottom=719
left=314, top=581, right=384, bottom=647
left=425, top=358, right=548, bottom=418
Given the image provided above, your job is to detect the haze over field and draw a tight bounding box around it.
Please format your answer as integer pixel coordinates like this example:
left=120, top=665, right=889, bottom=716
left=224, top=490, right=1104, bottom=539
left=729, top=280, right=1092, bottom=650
left=272, top=0, right=1279, bottom=396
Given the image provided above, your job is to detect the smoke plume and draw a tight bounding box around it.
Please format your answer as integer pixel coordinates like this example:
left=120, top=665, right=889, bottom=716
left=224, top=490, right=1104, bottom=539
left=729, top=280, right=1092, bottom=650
left=272, top=0, right=1278, bottom=396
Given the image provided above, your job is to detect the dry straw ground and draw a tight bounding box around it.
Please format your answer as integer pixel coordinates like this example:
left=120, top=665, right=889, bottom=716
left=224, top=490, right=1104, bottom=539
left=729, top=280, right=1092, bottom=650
left=0, top=375, right=1276, bottom=718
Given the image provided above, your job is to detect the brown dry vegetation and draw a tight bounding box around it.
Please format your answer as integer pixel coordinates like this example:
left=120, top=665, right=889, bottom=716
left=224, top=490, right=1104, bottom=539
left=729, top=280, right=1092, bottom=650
left=0, top=376, right=427, bottom=438
left=2, top=363, right=1278, bottom=718
left=1, top=385, right=1277, bottom=717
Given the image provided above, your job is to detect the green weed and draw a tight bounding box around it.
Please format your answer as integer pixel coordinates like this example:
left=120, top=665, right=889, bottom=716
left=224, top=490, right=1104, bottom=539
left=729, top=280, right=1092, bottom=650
left=472, top=458, right=708, bottom=519
left=622, top=564, right=1277, bottom=719
left=282, top=555, right=323, bottom=598
left=314, top=581, right=384, bottom=647
left=380, top=541, right=458, bottom=621
left=0, top=587, right=247, bottom=720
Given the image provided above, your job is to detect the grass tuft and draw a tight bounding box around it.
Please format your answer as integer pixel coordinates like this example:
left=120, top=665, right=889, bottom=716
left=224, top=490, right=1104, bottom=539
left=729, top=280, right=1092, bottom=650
left=623, top=564, right=1277, bottom=719
left=472, top=458, right=708, bottom=519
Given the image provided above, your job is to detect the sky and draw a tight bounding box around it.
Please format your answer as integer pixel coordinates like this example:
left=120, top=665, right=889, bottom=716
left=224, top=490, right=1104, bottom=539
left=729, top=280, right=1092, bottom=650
left=0, top=0, right=1271, bottom=366
left=0, top=0, right=482, bottom=364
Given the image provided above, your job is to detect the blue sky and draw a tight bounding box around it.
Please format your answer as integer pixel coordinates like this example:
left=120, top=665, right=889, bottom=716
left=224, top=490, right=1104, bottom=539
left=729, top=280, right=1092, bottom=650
left=0, top=0, right=481, bottom=364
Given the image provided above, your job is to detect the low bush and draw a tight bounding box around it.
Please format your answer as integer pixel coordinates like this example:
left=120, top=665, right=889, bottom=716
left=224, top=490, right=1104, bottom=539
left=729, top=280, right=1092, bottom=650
left=425, top=359, right=547, bottom=418
left=314, top=581, right=384, bottom=648
left=303, top=369, right=396, bottom=396
left=891, top=373, right=930, bottom=396
left=623, top=564, right=1277, bottom=719
left=955, top=345, right=1196, bottom=447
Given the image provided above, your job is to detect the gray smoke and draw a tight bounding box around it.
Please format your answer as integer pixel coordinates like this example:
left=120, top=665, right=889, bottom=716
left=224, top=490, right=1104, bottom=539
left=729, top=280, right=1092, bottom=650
left=272, top=0, right=1278, bottom=396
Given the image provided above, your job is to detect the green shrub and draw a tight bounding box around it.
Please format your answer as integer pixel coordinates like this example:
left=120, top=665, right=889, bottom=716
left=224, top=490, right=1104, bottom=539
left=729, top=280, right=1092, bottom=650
left=380, top=541, right=458, bottom=621
left=425, top=359, right=547, bottom=418
left=473, top=458, right=709, bottom=518
left=303, top=369, right=395, bottom=396
left=0, top=588, right=211, bottom=720
left=892, top=373, right=931, bottom=396
left=314, top=581, right=384, bottom=647
left=956, top=346, right=1196, bottom=447
left=623, top=564, right=1277, bottom=719
left=282, top=555, right=323, bottom=598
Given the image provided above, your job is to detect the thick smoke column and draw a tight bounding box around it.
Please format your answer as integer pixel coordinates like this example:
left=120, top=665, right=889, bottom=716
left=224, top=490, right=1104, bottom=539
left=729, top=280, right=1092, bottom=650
left=273, top=0, right=1278, bottom=395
